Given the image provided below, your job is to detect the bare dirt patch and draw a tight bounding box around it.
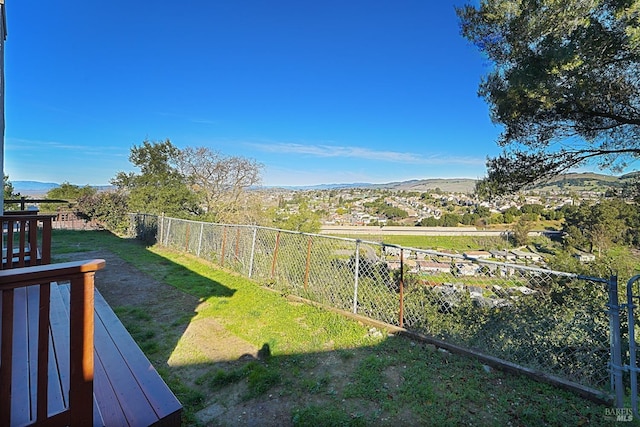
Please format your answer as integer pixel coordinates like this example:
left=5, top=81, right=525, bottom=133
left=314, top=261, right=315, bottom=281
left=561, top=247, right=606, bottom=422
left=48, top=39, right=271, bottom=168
left=60, top=250, right=261, bottom=360
left=58, top=250, right=301, bottom=425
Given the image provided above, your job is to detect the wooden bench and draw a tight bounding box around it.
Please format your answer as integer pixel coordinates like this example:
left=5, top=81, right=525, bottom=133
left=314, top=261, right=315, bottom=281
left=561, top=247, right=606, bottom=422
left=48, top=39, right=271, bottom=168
left=0, top=260, right=183, bottom=426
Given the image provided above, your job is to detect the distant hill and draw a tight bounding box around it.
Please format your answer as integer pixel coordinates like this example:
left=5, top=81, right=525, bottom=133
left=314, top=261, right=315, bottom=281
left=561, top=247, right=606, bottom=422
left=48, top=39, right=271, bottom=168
left=387, top=178, right=478, bottom=193
left=269, top=179, right=479, bottom=192
left=532, top=172, right=631, bottom=192
left=269, top=172, right=640, bottom=193
left=11, top=172, right=636, bottom=197
left=10, top=181, right=113, bottom=196
left=12, top=181, right=60, bottom=196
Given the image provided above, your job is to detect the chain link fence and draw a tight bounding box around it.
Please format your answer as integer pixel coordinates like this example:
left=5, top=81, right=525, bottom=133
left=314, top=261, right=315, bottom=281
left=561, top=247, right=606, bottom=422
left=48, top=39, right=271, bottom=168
left=129, top=213, right=613, bottom=396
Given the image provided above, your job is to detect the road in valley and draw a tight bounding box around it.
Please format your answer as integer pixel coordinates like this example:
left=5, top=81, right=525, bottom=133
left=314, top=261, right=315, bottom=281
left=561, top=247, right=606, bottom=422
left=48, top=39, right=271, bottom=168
left=319, top=225, right=559, bottom=237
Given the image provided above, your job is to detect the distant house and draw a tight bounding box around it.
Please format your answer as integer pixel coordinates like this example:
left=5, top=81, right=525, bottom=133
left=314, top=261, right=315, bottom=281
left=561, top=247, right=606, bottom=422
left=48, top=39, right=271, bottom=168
left=416, top=261, right=451, bottom=274
left=489, top=250, right=516, bottom=261
left=384, top=246, right=402, bottom=257
left=387, top=260, right=402, bottom=270
left=463, top=250, right=491, bottom=259
left=510, top=249, right=543, bottom=262
left=453, top=262, right=479, bottom=276
left=574, top=251, right=596, bottom=263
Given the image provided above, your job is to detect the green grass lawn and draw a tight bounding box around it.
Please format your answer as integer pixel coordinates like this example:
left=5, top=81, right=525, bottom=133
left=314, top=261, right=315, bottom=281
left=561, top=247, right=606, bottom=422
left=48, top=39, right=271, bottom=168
left=328, top=234, right=511, bottom=251
left=51, top=229, right=620, bottom=426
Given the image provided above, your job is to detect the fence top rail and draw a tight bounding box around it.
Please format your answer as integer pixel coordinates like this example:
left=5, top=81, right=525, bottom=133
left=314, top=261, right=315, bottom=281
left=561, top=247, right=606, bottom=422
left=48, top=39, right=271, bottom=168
left=144, top=214, right=584, bottom=279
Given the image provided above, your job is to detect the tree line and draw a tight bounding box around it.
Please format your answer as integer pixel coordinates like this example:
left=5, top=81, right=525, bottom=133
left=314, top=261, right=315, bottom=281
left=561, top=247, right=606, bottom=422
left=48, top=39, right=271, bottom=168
left=27, top=139, right=264, bottom=233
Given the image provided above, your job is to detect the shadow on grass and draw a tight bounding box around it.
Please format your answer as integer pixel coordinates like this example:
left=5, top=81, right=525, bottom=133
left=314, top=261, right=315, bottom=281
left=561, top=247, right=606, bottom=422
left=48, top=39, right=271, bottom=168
left=50, top=229, right=615, bottom=427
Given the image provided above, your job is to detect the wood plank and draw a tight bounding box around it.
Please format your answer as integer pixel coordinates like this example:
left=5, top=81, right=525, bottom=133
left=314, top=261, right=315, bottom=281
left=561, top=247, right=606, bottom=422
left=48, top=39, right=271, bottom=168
left=61, top=282, right=169, bottom=426
left=11, top=286, right=34, bottom=426
left=48, top=281, right=71, bottom=417
left=1, top=260, right=106, bottom=427
left=0, top=289, right=14, bottom=427
left=56, top=282, right=105, bottom=427
left=93, top=291, right=183, bottom=420
left=92, top=348, right=130, bottom=427
left=26, top=285, right=41, bottom=423
left=92, top=301, right=160, bottom=426
left=59, top=283, right=182, bottom=426
left=2, top=260, right=180, bottom=427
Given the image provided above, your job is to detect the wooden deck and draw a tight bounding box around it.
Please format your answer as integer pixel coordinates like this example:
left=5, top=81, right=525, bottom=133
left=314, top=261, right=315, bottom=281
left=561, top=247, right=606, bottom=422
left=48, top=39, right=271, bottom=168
left=58, top=283, right=183, bottom=426
left=0, top=260, right=183, bottom=426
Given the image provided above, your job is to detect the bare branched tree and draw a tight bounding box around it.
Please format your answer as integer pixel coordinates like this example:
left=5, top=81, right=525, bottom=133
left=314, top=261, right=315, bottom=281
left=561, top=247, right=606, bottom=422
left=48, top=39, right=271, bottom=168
left=176, top=147, right=263, bottom=223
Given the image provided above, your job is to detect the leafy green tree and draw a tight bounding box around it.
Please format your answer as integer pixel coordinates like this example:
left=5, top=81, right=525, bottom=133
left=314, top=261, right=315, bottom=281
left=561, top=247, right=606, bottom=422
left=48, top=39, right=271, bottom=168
left=461, top=212, right=479, bottom=225
left=562, top=198, right=638, bottom=254
left=112, top=139, right=200, bottom=217
left=511, top=217, right=533, bottom=246
left=520, top=204, right=544, bottom=215
left=418, top=217, right=440, bottom=227
left=364, top=198, right=408, bottom=220
left=503, top=206, right=520, bottom=217
left=4, top=175, right=18, bottom=200
left=47, top=182, right=96, bottom=200
left=458, top=0, right=640, bottom=194
left=475, top=205, right=491, bottom=217
left=41, top=182, right=97, bottom=211
left=271, top=202, right=321, bottom=233
left=440, top=213, right=461, bottom=227
left=3, top=175, right=20, bottom=211
left=76, top=191, right=130, bottom=234
left=489, top=213, right=504, bottom=224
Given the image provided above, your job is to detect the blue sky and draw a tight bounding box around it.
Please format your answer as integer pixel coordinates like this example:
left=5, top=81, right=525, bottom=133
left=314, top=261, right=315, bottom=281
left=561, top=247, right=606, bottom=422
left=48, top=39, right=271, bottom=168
left=4, top=0, right=504, bottom=187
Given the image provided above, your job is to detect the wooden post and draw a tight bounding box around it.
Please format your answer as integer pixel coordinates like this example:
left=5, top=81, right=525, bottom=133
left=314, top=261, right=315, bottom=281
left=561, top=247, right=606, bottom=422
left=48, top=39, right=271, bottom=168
left=69, top=272, right=95, bottom=426
left=37, top=283, right=51, bottom=422
left=5, top=218, right=13, bottom=269
left=16, top=218, right=26, bottom=267
left=40, top=216, right=53, bottom=264
left=28, top=218, right=37, bottom=263
left=0, top=289, right=14, bottom=426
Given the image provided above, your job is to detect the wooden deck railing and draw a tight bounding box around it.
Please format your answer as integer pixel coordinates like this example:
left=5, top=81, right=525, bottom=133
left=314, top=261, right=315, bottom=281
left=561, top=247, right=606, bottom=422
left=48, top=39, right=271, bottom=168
left=0, top=259, right=105, bottom=426
left=1, top=214, right=55, bottom=269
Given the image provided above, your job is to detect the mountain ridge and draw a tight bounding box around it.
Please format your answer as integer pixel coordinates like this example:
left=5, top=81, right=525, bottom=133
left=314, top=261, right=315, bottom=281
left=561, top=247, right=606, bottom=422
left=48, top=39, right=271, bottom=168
left=10, top=172, right=636, bottom=196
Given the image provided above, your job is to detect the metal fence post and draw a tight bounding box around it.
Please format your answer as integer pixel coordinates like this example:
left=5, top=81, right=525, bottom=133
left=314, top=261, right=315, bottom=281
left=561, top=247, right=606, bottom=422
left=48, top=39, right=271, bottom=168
left=271, top=231, right=281, bottom=280
left=608, top=275, right=625, bottom=408
left=220, top=226, right=227, bottom=267
left=399, top=248, right=404, bottom=328
left=185, top=223, right=191, bottom=252
left=627, top=275, right=640, bottom=417
left=164, top=217, right=172, bottom=246
left=197, top=223, right=204, bottom=258
left=235, top=227, right=241, bottom=261
left=159, top=213, right=164, bottom=245
left=249, top=226, right=257, bottom=279
left=352, top=240, right=360, bottom=314
left=304, top=236, right=312, bottom=291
